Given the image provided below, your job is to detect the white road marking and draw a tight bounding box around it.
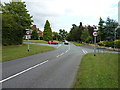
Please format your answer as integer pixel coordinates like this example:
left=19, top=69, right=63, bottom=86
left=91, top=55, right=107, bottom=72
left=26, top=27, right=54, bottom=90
left=82, top=49, right=88, bottom=54
left=84, top=50, right=88, bottom=54
left=60, top=53, right=64, bottom=56
left=56, top=44, right=70, bottom=58
left=0, top=60, right=48, bottom=83
left=65, top=50, right=68, bottom=53
left=56, top=55, right=60, bottom=58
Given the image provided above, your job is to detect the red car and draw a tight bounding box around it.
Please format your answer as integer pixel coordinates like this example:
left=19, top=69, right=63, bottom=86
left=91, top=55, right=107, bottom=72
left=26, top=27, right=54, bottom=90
left=48, top=41, right=58, bottom=44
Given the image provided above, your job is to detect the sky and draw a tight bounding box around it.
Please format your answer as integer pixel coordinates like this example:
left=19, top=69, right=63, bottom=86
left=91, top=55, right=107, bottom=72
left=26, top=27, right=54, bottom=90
left=1, top=0, right=119, bottom=32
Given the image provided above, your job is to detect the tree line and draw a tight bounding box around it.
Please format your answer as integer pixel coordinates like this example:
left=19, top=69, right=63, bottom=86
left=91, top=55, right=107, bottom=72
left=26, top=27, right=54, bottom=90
left=2, top=1, right=120, bottom=47
left=66, top=17, right=119, bottom=44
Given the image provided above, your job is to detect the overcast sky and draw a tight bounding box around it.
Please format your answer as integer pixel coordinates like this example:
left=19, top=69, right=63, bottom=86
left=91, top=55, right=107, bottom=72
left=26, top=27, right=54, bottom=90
left=1, top=0, right=119, bottom=32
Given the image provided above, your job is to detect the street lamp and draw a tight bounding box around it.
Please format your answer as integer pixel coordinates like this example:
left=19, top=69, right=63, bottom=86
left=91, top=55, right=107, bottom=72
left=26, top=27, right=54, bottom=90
left=114, top=25, right=120, bottom=49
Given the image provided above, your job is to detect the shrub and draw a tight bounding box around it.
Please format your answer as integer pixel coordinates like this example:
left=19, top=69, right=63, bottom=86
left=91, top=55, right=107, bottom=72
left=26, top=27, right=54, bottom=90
left=114, top=40, right=120, bottom=48
left=98, top=40, right=120, bottom=48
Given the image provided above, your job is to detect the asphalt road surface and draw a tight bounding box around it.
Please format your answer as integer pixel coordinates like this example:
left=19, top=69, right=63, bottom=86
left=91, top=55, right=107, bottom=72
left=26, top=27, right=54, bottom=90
left=1, top=43, right=118, bottom=88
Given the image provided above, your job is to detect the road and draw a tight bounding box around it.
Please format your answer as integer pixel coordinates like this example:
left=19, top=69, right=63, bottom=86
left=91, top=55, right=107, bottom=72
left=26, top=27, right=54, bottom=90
left=1, top=43, right=118, bottom=88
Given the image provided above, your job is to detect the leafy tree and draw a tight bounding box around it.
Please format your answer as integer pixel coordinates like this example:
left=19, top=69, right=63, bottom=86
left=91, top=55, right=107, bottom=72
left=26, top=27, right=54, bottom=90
left=2, top=14, right=23, bottom=45
left=52, top=32, right=59, bottom=40
left=43, top=20, right=52, bottom=41
left=2, top=1, right=33, bottom=45
left=31, top=30, right=38, bottom=40
left=103, top=17, right=118, bottom=41
left=67, top=22, right=83, bottom=42
left=98, top=17, right=105, bottom=41
left=2, top=2, right=33, bottom=33
left=59, top=29, right=68, bottom=40
left=67, top=24, right=77, bottom=41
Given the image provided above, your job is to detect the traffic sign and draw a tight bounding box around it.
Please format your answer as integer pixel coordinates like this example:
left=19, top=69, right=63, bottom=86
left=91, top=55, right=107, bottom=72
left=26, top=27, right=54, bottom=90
left=93, top=31, right=98, bottom=37
left=26, top=31, right=30, bottom=35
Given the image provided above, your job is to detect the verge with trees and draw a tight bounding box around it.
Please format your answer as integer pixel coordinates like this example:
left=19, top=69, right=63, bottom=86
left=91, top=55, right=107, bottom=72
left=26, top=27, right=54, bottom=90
left=2, top=1, right=33, bottom=45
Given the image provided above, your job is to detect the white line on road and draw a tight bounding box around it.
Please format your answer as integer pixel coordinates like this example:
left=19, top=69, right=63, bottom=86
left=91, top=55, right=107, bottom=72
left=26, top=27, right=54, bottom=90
left=0, top=60, right=48, bottom=83
left=60, top=53, right=64, bottom=56
left=65, top=50, right=68, bottom=53
left=82, top=49, right=88, bottom=54
left=56, top=53, right=64, bottom=58
left=84, top=50, right=88, bottom=54
left=56, top=55, right=60, bottom=58
left=56, top=45, right=70, bottom=58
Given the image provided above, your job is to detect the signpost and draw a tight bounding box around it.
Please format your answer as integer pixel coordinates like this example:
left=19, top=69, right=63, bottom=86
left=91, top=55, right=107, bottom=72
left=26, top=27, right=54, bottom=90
left=93, top=31, right=98, bottom=56
left=26, top=30, right=30, bottom=52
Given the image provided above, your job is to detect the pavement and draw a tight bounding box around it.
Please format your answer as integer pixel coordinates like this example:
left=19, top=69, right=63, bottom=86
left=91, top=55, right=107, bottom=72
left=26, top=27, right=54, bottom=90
left=1, top=42, right=119, bottom=88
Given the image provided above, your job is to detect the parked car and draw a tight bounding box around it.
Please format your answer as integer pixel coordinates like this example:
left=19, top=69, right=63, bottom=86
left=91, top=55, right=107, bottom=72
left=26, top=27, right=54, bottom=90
left=64, top=40, right=69, bottom=45
left=48, top=41, right=58, bottom=44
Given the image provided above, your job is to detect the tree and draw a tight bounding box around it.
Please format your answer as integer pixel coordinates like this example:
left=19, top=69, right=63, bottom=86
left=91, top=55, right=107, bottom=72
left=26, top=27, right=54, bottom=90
left=67, top=22, right=83, bottom=42
left=59, top=29, right=68, bottom=40
left=81, top=28, right=93, bottom=43
left=31, top=30, right=38, bottom=40
left=98, top=17, right=104, bottom=41
left=2, top=2, right=33, bottom=32
left=43, top=20, right=52, bottom=41
left=2, top=14, right=23, bottom=45
left=2, top=1, right=33, bottom=45
left=103, top=17, right=118, bottom=41
left=52, top=32, right=59, bottom=40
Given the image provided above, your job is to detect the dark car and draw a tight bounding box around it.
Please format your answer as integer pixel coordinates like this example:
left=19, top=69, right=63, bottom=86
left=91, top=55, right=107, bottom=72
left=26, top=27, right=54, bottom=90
left=48, top=41, right=58, bottom=44
left=64, top=40, right=69, bottom=45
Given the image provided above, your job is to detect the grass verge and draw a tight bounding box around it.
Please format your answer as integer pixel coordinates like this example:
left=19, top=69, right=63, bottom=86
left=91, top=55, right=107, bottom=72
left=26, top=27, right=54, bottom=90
left=71, top=42, right=83, bottom=46
left=23, top=40, right=48, bottom=43
left=73, top=53, right=118, bottom=88
left=2, top=44, right=55, bottom=62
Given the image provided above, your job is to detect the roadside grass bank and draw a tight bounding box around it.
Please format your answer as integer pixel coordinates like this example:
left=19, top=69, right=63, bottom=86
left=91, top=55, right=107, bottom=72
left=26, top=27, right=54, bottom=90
left=73, top=53, right=118, bottom=88
left=23, top=40, right=60, bottom=44
left=2, top=44, right=55, bottom=62
left=71, top=42, right=83, bottom=46
left=23, top=40, right=48, bottom=43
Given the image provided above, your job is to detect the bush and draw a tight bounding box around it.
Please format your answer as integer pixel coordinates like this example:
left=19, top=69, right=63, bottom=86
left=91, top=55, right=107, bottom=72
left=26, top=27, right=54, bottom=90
left=114, top=40, right=120, bottom=48
left=98, top=40, right=120, bottom=48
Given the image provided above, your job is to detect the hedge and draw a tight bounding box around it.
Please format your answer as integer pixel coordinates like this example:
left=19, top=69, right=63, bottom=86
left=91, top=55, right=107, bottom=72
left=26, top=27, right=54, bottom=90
left=98, top=40, right=120, bottom=48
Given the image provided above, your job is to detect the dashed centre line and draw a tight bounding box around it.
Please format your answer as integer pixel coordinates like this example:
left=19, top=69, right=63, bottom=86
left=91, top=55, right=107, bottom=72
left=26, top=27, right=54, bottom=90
left=56, top=45, right=70, bottom=58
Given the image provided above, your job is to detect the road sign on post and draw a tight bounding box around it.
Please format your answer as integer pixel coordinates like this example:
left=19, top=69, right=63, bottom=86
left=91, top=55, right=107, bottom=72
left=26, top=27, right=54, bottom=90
left=93, top=31, right=98, bottom=56
left=26, top=30, right=30, bottom=52
left=26, top=31, right=30, bottom=35
left=93, top=31, right=98, bottom=37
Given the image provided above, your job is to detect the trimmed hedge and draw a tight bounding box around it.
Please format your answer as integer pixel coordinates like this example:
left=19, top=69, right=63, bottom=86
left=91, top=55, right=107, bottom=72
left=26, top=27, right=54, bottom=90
left=98, top=40, right=120, bottom=48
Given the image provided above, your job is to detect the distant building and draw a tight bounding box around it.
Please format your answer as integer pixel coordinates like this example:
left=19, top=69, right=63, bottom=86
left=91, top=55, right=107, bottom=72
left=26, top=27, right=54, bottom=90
left=24, top=25, right=43, bottom=40
left=32, top=25, right=43, bottom=39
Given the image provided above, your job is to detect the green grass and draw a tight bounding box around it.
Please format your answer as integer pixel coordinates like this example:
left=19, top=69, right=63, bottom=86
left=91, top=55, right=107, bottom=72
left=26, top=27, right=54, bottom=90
left=71, top=42, right=83, bottom=46
left=2, top=44, right=55, bottom=62
left=23, top=40, right=48, bottom=43
left=73, top=53, right=118, bottom=88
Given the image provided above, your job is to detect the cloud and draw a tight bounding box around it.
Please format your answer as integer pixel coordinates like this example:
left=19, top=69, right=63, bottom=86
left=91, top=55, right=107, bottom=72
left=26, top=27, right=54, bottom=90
left=2, top=0, right=119, bottom=32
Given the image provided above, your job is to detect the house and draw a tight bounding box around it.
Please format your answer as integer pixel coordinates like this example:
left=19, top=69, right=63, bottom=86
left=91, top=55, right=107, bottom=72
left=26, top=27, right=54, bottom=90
left=24, top=25, right=43, bottom=40
left=32, top=25, right=43, bottom=39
